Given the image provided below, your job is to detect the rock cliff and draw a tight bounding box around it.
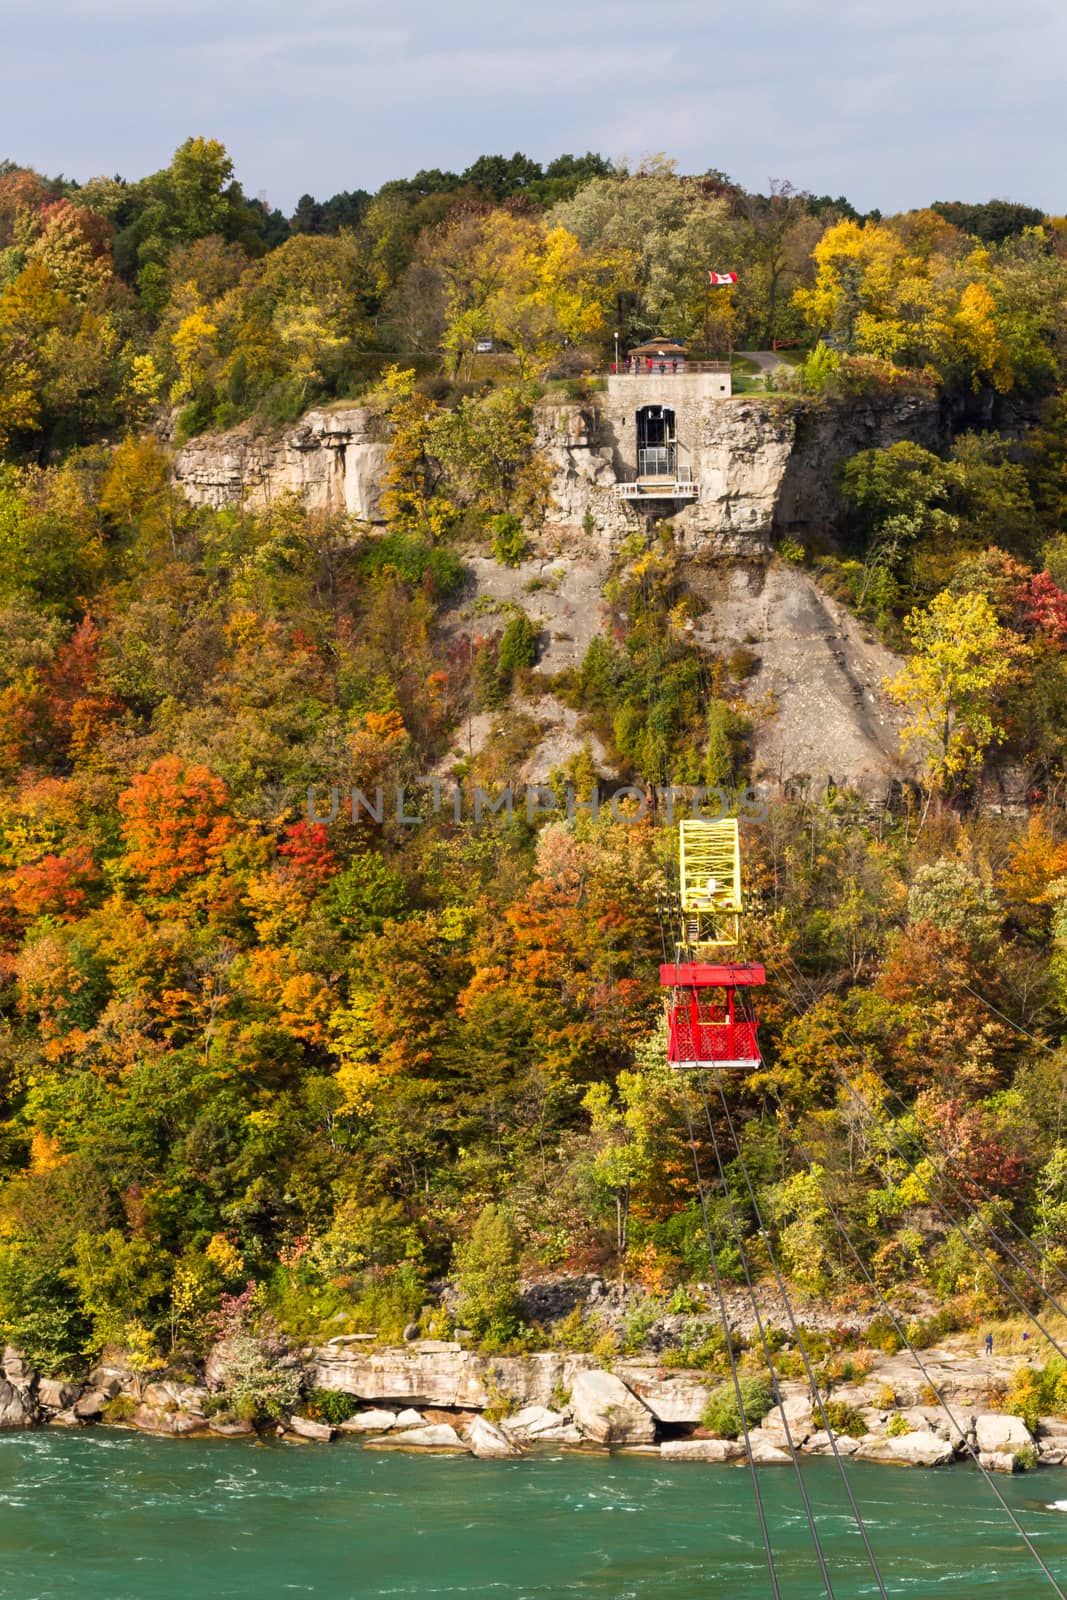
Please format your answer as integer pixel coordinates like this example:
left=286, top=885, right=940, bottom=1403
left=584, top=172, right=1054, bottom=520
left=173, top=406, right=387, bottom=522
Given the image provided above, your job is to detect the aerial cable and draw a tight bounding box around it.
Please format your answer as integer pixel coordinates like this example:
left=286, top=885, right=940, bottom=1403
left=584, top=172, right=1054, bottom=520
left=680, top=1080, right=784, bottom=1600
left=697, top=1067, right=890, bottom=1600
left=775, top=949, right=1067, bottom=1338
left=691, top=1068, right=839, bottom=1600
left=772, top=1082, right=1067, bottom=1600
left=768, top=954, right=1067, bottom=1367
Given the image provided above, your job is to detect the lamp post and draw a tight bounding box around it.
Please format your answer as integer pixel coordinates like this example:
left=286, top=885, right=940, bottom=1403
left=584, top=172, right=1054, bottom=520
left=614, top=330, right=620, bottom=373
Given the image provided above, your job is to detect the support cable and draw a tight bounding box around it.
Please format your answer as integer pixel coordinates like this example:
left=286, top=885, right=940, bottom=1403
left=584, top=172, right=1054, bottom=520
left=691, top=1061, right=838, bottom=1600
left=697, top=1067, right=890, bottom=1600
left=680, top=1081, right=784, bottom=1600
left=772, top=1082, right=1067, bottom=1600
left=769, top=954, right=1067, bottom=1366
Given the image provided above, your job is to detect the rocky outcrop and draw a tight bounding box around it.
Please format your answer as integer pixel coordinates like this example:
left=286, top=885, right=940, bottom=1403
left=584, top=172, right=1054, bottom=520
left=288, top=1414, right=335, bottom=1442
left=310, top=1341, right=597, bottom=1411
left=661, top=1438, right=745, bottom=1463
left=568, top=1369, right=656, bottom=1446
left=976, top=1412, right=1036, bottom=1472
left=466, top=1416, right=524, bottom=1459
left=367, top=1422, right=469, bottom=1452
left=173, top=407, right=387, bottom=522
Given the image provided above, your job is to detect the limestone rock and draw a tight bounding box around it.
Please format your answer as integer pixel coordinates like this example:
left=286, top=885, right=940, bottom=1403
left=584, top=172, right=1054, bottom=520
left=37, top=1378, right=81, bottom=1411
left=310, top=1345, right=594, bottom=1411
left=131, top=1404, right=206, bottom=1436
left=615, top=1367, right=714, bottom=1426
left=289, top=1415, right=335, bottom=1442
left=73, top=1389, right=108, bottom=1420
left=2, top=1347, right=34, bottom=1390
left=394, top=1408, right=424, bottom=1427
left=661, top=1438, right=745, bottom=1463
left=760, top=1395, right=814, bottom=1445
left=0, top=1378, right=34, bottom=1428
left=803, top=1430, right=860, bottom=1456
left=338, top=1408, right=399, bottom=1434
left=857, top=1430, right=955, bottom=1467
left=501, top=1405, right=582, bottom=1446
left=466, top=1416, right=523, bottom=1459
left=746, top=1433, right=793, bottom=1465
left=569, top=1369, right=656, bottom=1446
left=975, top=1414, right=1033, bottom=1454
left=366, top=1423, right=469, bottom=1452
left=209, top=1418, right=256, bottom=1437
left=48, top=1409, right=87, bottom=1428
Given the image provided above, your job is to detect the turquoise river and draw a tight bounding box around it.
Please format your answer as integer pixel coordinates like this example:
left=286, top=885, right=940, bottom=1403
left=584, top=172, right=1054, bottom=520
left=3, top=1431, right=1067, bottom=1598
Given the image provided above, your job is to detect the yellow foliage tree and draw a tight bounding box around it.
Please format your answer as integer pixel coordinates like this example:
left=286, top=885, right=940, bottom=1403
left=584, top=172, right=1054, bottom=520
left=885, top=588, right=1026, bottom=788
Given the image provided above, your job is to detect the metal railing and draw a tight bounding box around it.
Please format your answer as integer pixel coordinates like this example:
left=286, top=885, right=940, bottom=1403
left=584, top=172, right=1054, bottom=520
left=609, top=360, right=731, bottom=375
left=638, top=445, right=675, bottom=477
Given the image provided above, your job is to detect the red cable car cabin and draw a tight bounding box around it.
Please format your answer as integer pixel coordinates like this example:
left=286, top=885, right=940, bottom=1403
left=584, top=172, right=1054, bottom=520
left=659, top=962, right=765, bottom=1070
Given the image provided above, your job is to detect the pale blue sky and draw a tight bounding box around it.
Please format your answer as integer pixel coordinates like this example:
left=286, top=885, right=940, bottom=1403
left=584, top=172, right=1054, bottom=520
left=2, top=0, right=1063, bottom=214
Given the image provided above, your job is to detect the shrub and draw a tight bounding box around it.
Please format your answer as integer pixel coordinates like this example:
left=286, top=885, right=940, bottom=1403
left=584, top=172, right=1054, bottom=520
left=777, top=536, right=806, bottom=565
left=303, top=1388, right=357, bottom=1426
left=886, top=1412, right=912, bottom=1438
left=489, top=513, right=530, bottom=567
left=102, top=1394, right=137, bottom=1423
left=701, top=1376, right=773, bottom=1439
left=359, top=532, right=466, bottom=595
left=822, top=1399, right=867, bottom=1439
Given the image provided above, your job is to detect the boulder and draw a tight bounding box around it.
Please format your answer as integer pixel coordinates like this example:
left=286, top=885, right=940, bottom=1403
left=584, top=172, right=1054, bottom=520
left=37, top=1378, right=81, bottom=1411
left=0, top=1378, right=34, bottom=1428
left=759, top=1395, right=814, bottom=1445
left=394, top=1408, right=425, bottom=1427
left=209, top=1418, right=256, bottom=1437
left=501, top=1405, right=582, bottom=1446
left=747, top=1434, right=793, bottom=1465
left=1039, top=1417, right=1067, bottom=1441
left=614, top=1366, right=714, bottom=1425
left=975, top=1414, right=1034, bottom=1454
left=338, top=1409, right=399, bottom=1434
left=288, top=1415, right=335, bottom=1442
left=569, top=1369, right=656, bottom=1446
left=85, top=1369, right=123, bottom=1401
left=2, top=1348, right=34, bottom=1390
left=143, top=1382, right=208, bottom=1415
left=366, top=1423, right=469, bottom=1452
left=48, top=1409, right=86, bottom=1428
left=466, top=1417, right=523, bottom=1459
left=131, top=1404, right=206, bottom=1436
left=885, top=1430, right=955, bottom=1467
left=73, top=1389, right=108, bottom=1420
left=803, top=1430, right=860, bottom=1456
left=661, top=1439, right=745, bottom=1462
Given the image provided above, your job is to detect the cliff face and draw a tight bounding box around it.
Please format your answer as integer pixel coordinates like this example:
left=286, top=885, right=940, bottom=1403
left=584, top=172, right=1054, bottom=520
left=172, top=391, right=944, bottom=557
left=172, top=406, right=388, bottom=522
left=170, top=393, right=934, bottom=792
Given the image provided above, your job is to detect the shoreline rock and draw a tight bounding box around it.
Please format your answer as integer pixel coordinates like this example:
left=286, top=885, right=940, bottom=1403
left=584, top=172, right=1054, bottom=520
left=0, top=1334, right=1057, bottom=1472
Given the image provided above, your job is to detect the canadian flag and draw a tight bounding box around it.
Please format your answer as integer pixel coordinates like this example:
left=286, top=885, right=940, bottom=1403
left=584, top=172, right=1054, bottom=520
left=708, top=271, right=738, bottom=285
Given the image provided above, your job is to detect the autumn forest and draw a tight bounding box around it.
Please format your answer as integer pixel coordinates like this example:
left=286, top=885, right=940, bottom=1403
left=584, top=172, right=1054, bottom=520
left=2, top=137, right=1067, bottom=1388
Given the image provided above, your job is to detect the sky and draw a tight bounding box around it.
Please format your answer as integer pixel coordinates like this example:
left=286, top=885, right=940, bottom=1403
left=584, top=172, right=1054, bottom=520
left=1, top=0, right=1064, bottom=215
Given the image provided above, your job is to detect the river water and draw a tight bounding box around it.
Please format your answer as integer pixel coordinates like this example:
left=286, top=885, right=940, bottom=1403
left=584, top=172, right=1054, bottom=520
left=2, top=1431, right=1067, bottom=1598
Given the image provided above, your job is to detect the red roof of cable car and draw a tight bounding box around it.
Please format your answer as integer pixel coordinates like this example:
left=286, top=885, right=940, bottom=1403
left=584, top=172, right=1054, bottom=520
left=659, top=962, right=766, bottom=988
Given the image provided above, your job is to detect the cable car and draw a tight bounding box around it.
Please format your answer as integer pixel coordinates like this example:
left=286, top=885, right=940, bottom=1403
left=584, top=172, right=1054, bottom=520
left=660, top=819, right=764, bottom=1070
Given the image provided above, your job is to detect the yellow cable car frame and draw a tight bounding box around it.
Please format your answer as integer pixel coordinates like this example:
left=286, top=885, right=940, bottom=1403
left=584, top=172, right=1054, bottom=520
left=678, top=817, right=743, bottom=951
